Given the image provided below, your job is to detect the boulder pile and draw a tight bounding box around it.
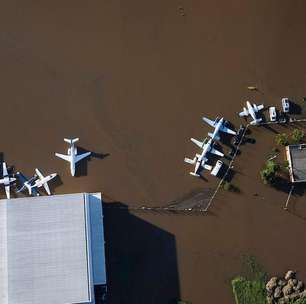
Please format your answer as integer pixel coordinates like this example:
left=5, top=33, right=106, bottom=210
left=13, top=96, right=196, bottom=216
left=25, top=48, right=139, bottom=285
left=266, top=270, right=306, bottom=304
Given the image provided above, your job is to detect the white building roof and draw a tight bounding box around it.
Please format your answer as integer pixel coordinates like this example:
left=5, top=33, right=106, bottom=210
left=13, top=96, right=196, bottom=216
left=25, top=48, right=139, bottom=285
left=0, top=192, right=106, bottom=304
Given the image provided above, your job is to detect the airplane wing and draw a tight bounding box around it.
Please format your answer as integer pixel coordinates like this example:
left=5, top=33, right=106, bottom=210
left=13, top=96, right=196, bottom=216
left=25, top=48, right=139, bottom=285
left=202, top=117, right=216, bottom=127
left=55, top=153, right=71, bottom=162
left=210, top=148, right=224, bottom=157
left=35, top=168, right=45, bottom=180
left=239, top=109, right=249, bottom=117
left=257, top=104, right=264, bottom=111
left=2, top=162, right=8, bottom=177
left=191, top=138, right=205, bottom=149
left=75, top=152, right=91, bottom=163
left=43, top=182, right=51, bottom=195
left=220, top=125, right=236, bottom=135
left=0, top=178, right=5, bottom=184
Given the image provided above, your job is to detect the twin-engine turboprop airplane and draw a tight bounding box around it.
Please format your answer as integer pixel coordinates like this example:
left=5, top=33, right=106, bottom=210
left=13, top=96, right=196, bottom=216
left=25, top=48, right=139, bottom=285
left=202, top=117, right=236, bottom=141
left=55, top=138, right=91, bottom=176
left=239, top=101, right=264, bottom=125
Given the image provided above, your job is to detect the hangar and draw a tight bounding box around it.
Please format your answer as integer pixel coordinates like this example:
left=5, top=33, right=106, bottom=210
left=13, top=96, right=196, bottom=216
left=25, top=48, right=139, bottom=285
left=0, top=192, right=106, bottom=304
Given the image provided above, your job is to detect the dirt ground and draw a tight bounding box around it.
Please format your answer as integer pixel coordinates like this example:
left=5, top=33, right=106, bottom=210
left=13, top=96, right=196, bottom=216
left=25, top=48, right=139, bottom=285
left=1, top=1, right=306, bottom=303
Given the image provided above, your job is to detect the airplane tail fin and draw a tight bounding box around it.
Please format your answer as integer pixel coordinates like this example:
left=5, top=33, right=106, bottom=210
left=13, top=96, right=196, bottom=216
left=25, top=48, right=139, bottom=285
left=64, top=138, right=79, bottom=145
left=208, top=132, right=220, bottom=141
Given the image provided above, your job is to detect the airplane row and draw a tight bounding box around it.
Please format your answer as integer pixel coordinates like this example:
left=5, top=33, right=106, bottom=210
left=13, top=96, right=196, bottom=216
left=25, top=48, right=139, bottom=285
left=184, top=101, right=265, bottom=177
left=1, top=137, right=92, bottom=199
left=184, top=116, right=236, bottom=177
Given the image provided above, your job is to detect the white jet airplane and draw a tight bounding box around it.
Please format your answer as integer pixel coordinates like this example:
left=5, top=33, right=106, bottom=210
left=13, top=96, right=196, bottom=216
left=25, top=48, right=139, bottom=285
left=31, top=168, right=57, bottom=195
left=15, top=172, right=39, bottom=196
left=202, top=117, right=236, bottom=141
left=190, top=137, right=224, bottom=157
left=184, top=148, right=213, bottom=177
left=239, top=101, right=264, bottom=125
left=0, top=162, right=16, bottom=199
left=55, top=138, right=91, bottom=176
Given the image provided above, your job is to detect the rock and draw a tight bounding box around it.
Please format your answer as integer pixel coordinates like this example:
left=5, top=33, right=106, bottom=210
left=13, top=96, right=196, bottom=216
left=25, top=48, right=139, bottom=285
left=287, top=292, right=301, bottom=301
left=274, top=286, right=283, bottom=299
left=301, top=290, right=306, bottom=298
left=266, top=277, right=278, bottom=291
left=278, top=279, right=287, bottom=287
left=294, top=280, right=304, bottom=292
left=288, top=279, right=297, bottom=287
left=285, top=270, right=295, bottom=280
left=279, top=297, right=290, bottom=304
left=266, top=296, right=274, bottom=304
left=283, top=284, right=293, bottom=296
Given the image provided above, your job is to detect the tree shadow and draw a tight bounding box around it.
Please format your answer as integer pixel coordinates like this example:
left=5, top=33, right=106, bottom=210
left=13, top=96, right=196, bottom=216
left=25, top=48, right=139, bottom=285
left=75, top=146, right=110, bottom=177
left=103, top=202, right=180, bottom=304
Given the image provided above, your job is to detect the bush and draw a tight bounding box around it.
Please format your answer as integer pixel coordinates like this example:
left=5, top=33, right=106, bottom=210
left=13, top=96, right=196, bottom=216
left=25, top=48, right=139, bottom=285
left=260, top=160, right=280, bottom=184
left=275, top=133, right=289, bottom=146
left=291, top=129, right=305, bottom=144
left=222, top=181, right=240, bottom=192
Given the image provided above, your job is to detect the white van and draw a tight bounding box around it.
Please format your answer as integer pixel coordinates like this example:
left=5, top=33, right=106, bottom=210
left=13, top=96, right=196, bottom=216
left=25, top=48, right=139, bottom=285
left=211, top=160, right=223, bottom=176
left=269, top=107, right=277, bottom=122
left=282, top=98, right=290, bottom=113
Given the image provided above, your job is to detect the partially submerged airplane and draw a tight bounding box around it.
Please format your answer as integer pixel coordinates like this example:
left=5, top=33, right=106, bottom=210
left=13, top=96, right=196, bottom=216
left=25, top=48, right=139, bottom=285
left=190, top=137, right=224, bottom=157
left=0, top=162, right=16, bottom=199
left=16, top=172, right=39, bottom=196
left=239, top=101, right=264, bottom=125
left=202, top=117, right=236, bottom=141
left=31, top=168, right=57, bottom=195
left=55, top=138, right=91, bottom=176
left=184, top=148, right=213, bottom=177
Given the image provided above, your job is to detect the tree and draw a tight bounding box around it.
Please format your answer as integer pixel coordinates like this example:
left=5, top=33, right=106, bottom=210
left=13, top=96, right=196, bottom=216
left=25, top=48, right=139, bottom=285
left=260, top=160, right=280, bottom=184
left=291, top=129, right=304, bottom=144
left=275, top=133, right=289, bottom=146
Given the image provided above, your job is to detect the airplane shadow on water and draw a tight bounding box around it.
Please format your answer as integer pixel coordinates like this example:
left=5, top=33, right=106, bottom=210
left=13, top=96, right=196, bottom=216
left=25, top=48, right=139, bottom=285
left=103, top=201, right=180, bottom=304
left=74, top=146, right=110, bottom=178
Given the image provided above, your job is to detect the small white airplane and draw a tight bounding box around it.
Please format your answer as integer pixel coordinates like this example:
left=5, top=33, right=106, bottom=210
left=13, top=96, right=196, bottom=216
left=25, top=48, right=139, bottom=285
left=202, top=117, right=236, bottom=141
left=31, top=168, right=57, bottom=195
left=16, top=172, right=39, bottom=196
left=0, top=162, right=16, bottom=199
left=55, top=138, right=91, bottom=176
left=190, top=137, right=224, bottom=157
left=184, top=148, right=213, bottom=177
left=239, top=101, right=264, bottom=125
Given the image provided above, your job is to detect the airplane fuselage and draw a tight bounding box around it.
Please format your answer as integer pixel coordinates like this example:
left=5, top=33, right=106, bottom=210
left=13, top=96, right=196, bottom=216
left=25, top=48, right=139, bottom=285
left=246, top=101, right=257, bottom=121
left=68, top=145, right=77, bottom=176
left=210, top=118, right=224, bottom=140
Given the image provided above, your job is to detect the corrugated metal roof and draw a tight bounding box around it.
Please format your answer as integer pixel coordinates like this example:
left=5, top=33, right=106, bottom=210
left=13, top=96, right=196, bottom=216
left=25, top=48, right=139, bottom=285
left=0, top=193, right=96, bottom=304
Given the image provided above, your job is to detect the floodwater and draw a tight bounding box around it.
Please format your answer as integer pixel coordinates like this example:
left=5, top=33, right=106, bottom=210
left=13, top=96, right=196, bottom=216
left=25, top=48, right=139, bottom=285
left=1, top=1, right=306, bottom=303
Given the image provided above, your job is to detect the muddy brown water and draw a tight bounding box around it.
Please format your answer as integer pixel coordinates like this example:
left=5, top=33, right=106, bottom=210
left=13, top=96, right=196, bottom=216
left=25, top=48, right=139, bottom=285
left=1, top=1, right=306, bottom=303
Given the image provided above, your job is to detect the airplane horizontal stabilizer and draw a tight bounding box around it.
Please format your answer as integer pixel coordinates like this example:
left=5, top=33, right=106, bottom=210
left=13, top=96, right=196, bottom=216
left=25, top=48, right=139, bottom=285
left=203, top=164, right=212, bottom=171
left=190, top=172, right=200, bottom=177
left=184, top=157, right=195, bottom=165
left=64, top=138, right=79, bottom=144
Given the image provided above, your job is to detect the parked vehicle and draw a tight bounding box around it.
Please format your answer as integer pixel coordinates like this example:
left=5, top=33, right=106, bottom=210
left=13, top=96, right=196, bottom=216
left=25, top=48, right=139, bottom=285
left=269, top=107, right=277, bottom=122
left=211, top=160, right=223, bottom=177
left=282, top=98, right=290, bottom=113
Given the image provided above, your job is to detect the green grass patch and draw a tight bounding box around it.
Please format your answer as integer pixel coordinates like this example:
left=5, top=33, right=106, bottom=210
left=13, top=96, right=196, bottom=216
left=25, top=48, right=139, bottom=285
left=232, top=256, right=267, bottom=304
